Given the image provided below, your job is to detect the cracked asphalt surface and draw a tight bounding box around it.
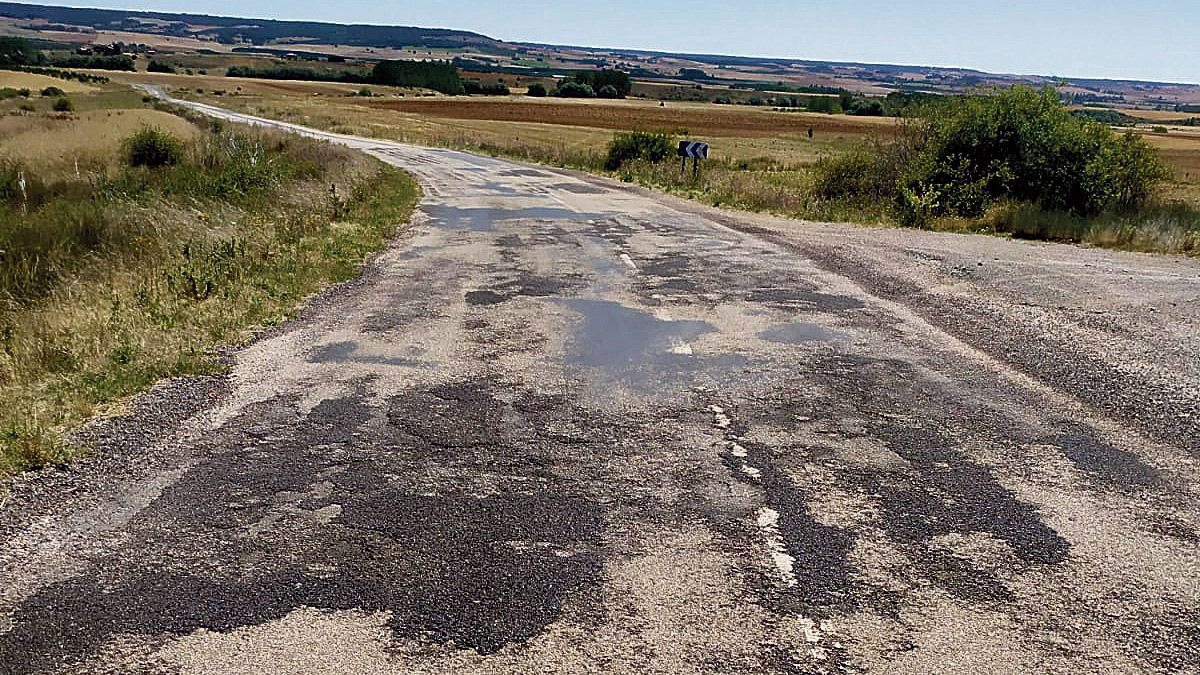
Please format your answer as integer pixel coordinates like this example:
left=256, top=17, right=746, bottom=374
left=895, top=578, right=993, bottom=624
left=1, top=94, right=1199, bottom=674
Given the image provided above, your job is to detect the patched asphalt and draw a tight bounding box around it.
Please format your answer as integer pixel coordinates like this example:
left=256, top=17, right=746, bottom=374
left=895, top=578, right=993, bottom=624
left=1, top=95, right=1198, bottom=674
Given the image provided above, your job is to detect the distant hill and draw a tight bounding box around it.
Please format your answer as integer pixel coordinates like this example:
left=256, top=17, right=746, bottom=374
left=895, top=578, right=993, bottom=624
left=2, top=1, right=1198, bottom=107
left=0, top=1, right=504, bottom=50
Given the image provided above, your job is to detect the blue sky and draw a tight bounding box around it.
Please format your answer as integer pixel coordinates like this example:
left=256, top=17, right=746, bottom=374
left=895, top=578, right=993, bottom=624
left=32, top=0, right=1200, bottom=84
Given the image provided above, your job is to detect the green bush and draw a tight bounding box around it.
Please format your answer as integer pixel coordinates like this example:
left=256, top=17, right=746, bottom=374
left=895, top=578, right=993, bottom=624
left=40, top=86, right=64, bottom=97
left=146, top=60, right=176, bottom=74
left=604, top=131, right=675, bottom=171
left=526, top=82, right=547, bottom=97
left=598, top=84, right=620, bottom=99
left=813, top=86, right=1172, bottom=225
left=51, top=97, right=73, bottom=112
left=898, top=86, right=1170, bottom=220
left=123, top=127, right=184, bottom=168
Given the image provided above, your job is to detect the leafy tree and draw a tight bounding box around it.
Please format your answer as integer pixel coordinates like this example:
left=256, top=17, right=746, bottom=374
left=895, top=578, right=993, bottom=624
left=52, top=97, right=73, bottom=112
left=597, top=84, right=620, bottom=99
left=526, top=82, right=547, bottom=97
left=147, top=60, right=176, bottom=73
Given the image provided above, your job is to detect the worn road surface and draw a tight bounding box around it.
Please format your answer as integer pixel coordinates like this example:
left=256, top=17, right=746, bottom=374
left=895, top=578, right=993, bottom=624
left=2, top=96, right=1199, bottom=674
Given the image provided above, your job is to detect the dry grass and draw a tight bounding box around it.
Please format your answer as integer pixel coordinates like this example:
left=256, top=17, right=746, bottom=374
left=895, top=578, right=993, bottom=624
left=0, top=109, right=203, bottom=175
left=0, top=70, right=98, bottom=93
left=0, top=88, right=422, bottom=476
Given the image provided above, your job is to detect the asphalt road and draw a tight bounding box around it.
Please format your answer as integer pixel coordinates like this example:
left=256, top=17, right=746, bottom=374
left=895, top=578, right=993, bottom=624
left=1, top=94, right=1199, bottom=674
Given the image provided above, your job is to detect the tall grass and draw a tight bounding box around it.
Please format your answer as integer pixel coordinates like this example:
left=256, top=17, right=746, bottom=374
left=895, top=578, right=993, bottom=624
left=0, top=119, right=419, bottom=476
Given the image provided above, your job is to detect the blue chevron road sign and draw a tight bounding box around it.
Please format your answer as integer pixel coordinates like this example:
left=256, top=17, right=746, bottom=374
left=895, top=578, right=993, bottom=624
left=678, top=141, right=709, bottom=159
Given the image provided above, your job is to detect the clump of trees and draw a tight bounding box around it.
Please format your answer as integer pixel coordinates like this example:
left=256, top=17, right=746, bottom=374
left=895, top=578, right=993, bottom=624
left=526, top=82, right=547, bottom=97
left=225, top=60, right=466, bottom=95
left=147, top=60, right=176, bottom=74
left=463, top=80, right=510, bottom=95
left=556, top=81, right=595, bottom=98
left=556, top=70, right=631, bottom=99
left=0, top=36, right=39, bottom=66
left=812, top=86, right=1171, bottom=224
left=370, top=60, right=464, bottom=95
left=1, top=36, right=134, bottom=72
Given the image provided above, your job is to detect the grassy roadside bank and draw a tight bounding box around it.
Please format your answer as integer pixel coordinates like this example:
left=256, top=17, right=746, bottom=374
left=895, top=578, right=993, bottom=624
left=0, top=89, right=420, bottom=477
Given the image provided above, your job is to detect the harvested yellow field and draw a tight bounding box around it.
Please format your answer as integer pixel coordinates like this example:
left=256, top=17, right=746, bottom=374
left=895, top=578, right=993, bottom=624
left=0, top=70, right=98, bottom=93
left=104, top=71, right=417, bottom=98
left=0, top=109, right=202, bottom=175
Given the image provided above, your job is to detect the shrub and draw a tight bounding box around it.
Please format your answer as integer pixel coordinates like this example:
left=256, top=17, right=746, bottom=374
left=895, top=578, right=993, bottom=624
left=898, top=86, right=1171, bottom=219
left=604, top=131, right=675, bottom=171
left=811, top=144, right=901, bottom=204
left=814, top=86, right=1172, bottom=225
left=146, top=60, right=176, bottom=74
left=40, top=86, right=64, bottom=97
left=123, top=127, right=184, bottom=168
left=52, top=97, right=73, bottom=112
left=526, top=82, right=547, bottom=97
left=598, top=84, right=620, bottom=99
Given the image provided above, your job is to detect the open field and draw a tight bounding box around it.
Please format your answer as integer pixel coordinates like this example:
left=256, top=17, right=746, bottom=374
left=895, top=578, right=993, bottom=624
left=159, top=84, right=862, bottom=166
left=0, top=108, right=201, bottom=173
left=359, top=97, right=897, bottom=138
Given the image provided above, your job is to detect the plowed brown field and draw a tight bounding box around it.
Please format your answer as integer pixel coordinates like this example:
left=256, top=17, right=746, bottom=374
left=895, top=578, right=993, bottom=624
left=360, top=98, right=897, bottom=138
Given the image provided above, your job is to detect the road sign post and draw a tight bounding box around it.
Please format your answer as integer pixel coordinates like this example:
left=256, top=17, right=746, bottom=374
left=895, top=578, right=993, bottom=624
left=678, top=141, right=709, bottom=179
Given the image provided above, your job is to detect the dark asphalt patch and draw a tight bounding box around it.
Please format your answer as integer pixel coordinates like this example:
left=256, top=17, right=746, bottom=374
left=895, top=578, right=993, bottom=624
left=1050, top=423, right=1163, bottom=490
left=736, top=355, right=1071, bottom=612
left=466, top=271, right=588, bottom=306
left=746, top=289, right=865, bottom=313
left=722, top=438, right=855, bottom=610
left=758, top=322, right=843, bottom=345
left=549, top=183, right=608, bottom=194
left=466, top=289, right=508, bottom=306
left=1137, top=605, right=1200, bottom=672
left=867, top=422, right=1070, bottom=565
left=308, top=341, right=422, bottom=367
left=422, top=205, right=612, bottom=233
left=0, top=384, right=608, bottom=672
